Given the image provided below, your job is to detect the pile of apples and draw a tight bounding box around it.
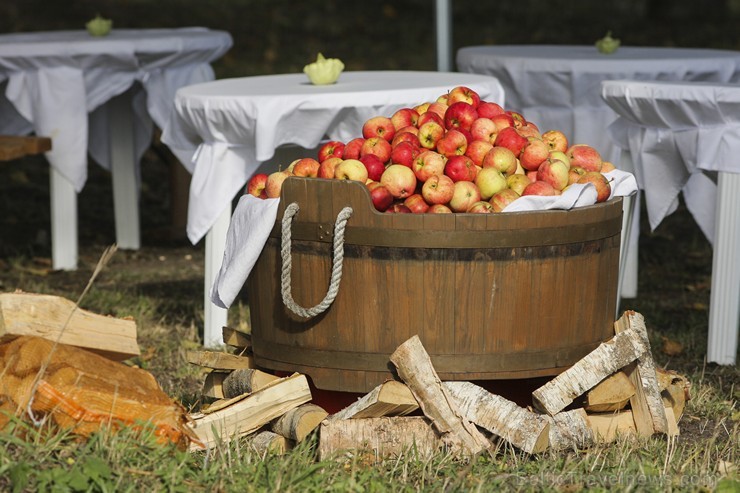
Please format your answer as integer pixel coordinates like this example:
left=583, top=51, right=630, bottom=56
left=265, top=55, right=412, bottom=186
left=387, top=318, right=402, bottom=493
left=246, top=86, right=614, bottom=214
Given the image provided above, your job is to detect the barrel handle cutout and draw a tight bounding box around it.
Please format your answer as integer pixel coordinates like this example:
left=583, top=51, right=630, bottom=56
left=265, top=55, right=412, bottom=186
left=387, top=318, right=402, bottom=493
left=280, top=202, right=353, bottom=319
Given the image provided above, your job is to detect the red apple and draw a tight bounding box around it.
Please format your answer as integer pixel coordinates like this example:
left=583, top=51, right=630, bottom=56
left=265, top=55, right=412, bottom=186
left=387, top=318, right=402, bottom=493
left=426, top=101, right=448, bottom=121
left=549, top=150, right=571, bottom=168
left=392, top=130, right=421, bottom=149
left=577, top=171, right=612, bottom=203
left=521, top=180, right=559, bottom=197
left=404, top=193, right=430, bottom=214
left=246, top=173, right=268, bottom=198
left=418, top=120, right=445, bottom=149
left=517, top=122, right=541, bottom=139
left=506, top=110, right=527, bottom=128
left=601, top=161, right=616, bottom=172
left=467, top=200, right=494, bottom=213
left=414, top=102, right=430, bottom=115
left=427, top=203, right=452, bottom=213
left=360, top=154, right=387, bottom=182
left=481, top=146, right=518, bottom=176
left=464, top=140, right=493, bottom=167
left=448, top=86, right=481, bottom=108
left=366, top=181, right=394, bottom=212
left=380, top=164, right=417, bottom=199
left=317, top=141, right=345, bottom=162
left=436, top=129, right=468, bottom=158
left=506, top=174, right=531, bottom=196
left=318, top=157, right=343, bottom=179
left=542, top=129, right=569, bottom=153
left=536, top=158, right=570, bottom=191
left=566, top=144, right=603, bottom=172
left=343, top=137, right=365, bottom=160
left=412, top=150, right=447, bottom=183
left=444, top=155, right=478, bottom=182
left=519, top=139, right=550, bottom=171
left=449, top=180, right=482, bottom=212
left=265, top=170, right=293, bottom=198
left=491, top=113, right=515, bottom=132
left=292, top=157, right=320, bottom=177
left=490, top=188, right=520, bottom=212
left=360, top=137, right=392, bottom=163
left=417, top=111, right=444, bottom=128
left=390, top=141, right=420, bottom=168
left=476, top=101, right=505, bottom=118
left=362, top=116, right=395, bottom=142
left=421, top=174, right=455, bottom=205
left=470, top=117, right=498, bottom=144
left=390, top=108, right=420, bottom=130
left=475, top=167, right=508, bottom=200
left=436, top=93, right=449, bottom=105
left=385, top=203, right=412, bottom=214
left=443, top=102, right=478, bottom=131
left=494, top=127, right=528, bottom=157
left=334, top=158, right=369, bottom=182
left=568, top=166, right=586, bottom=185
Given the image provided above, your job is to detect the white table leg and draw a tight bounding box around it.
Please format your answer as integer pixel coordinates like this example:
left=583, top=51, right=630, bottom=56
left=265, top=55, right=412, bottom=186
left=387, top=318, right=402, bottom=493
left=203, top=205, right=231, bottom=348
left=50, top=167, right=78, bottom=270
left=707, top=171, right=740, bottom=365
left=108, top=89, right=141, bottom=250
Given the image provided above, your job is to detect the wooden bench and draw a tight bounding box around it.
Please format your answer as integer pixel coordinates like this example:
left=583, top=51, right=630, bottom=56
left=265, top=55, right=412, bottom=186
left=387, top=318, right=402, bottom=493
left=0, top=135, right=52, bottom=161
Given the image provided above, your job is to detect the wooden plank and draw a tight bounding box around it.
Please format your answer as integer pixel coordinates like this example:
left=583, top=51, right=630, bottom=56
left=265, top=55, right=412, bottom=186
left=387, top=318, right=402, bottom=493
left=201, top=371, right=229, bottom=399
left=222, top=368, right=280, bottom=398
left=222, top=326, right=251, bottom=349
left=585, top=370, right=636, bottom=413
left=318, top=416, right=441, bottom=461
left=546, top=408, right=594, bottom=451
left=0, top=292, right=139, bottom=361
left=188, top=373, right=311, bottom=450
left=185, top=350, right=253, bottom=370
left=587, top=406, right=679, bottom=442
left=328, top=380, right=419, bottom=420
left=0, top=135, right=52, bottom=161
left=614, top=311, right=669, bottom=436
left=271, top=403, right=328, bottom=442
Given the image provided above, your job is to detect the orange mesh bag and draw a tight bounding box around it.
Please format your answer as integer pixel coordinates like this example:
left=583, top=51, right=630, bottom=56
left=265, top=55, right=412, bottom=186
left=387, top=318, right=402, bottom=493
left=0, top=336, right=198, bottom=448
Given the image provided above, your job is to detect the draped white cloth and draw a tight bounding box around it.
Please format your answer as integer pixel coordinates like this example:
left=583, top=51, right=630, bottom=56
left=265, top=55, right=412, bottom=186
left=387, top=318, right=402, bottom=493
left=457, top=45, right=740, bottom=165
left=160, top=71, right=507, bottom=244
left=0, top=28, right=233, bottom=191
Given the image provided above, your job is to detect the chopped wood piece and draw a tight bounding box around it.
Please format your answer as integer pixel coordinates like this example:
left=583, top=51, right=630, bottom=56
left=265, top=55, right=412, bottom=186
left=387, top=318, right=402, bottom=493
left=222, top=369, right=279, bottom=398
left=271, top=403, right=328, bottom=443
left=188, top=373, right=311, bottom=450
left=614, top=311, right=668, bottom=436
left=389, top=335, right=489, bottom=456
left=222, top=326, right=251, bottom=349
left=202, top=371, right=229, bottom=399
left=657, top=368, right=690, bottom=421
left=444, top=381, right=549, bottom=454
left=585, top=371, right=636, bottom=413
left=587, top=405, right=679, bottom=442
left=546, top=408, right=594, bottom=451
left=0, top=292, right=139, bottom=361
left=532, top=326, right=648, bottom=415
left=185, top=350, right=253, bottom=370
left=248, top=430, right=292, bottom=455
left=318, top=416, right=441, bottom=461
left=329, top=380, right=418, bottom=421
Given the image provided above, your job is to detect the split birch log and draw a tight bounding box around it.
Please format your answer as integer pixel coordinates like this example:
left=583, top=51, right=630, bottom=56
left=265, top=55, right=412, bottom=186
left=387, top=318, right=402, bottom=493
left=546, top=408, right=594, bottom=451
left=587, top=406, right=679, bottom=442
left=389, top=335, right=489, bottom=456
left=271, top=403, right=328, bottom=443
left=584, top=371, right=636, bottom=413
left=202, top=371, right=229, bottom=399
left=657, top=368, right=691, bottom=421
left=188, top=373, right=311, bottom=450
left=222, top=369, right=280, bottom=398
left=248, top=430, right=292, bottom=455
left=614, top=311, right=669, bottom=436
left=318, top=416, right=441, bottom=461
left=443, top=381, right=550, bottom=454
left=186, top=350, right=253, bottom=371
left=0, top=292, right=139, bottom=361
left=532, top=326, right=648, bottom=415
left=328, top=380, right=418, bottom=421
left=222, top=326, right=251, bottom=349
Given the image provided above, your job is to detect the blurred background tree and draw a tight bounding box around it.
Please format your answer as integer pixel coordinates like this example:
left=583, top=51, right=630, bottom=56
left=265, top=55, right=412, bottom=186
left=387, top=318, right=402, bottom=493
left=2, top=0, right=740, bottom=79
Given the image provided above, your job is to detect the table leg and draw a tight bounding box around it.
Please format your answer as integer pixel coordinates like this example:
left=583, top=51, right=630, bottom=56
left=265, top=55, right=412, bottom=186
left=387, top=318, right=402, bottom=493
left=618, top=151, right=639, bottom=299
left=108, top=89, right=141, bottom=250
left=203, top=205, right=231, bottom=348
left=707, top=171, right=740, bottom=365
left=50, top=167, right=78, bottom=270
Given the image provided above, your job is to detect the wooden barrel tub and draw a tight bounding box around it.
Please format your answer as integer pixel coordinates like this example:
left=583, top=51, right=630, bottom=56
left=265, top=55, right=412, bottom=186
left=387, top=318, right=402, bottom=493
left=247, top=177, right=622, bottom=393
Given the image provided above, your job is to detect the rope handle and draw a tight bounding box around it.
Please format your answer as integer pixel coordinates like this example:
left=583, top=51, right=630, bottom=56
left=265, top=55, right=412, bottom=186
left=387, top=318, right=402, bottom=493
left=280, top=202, right=353, bottom=319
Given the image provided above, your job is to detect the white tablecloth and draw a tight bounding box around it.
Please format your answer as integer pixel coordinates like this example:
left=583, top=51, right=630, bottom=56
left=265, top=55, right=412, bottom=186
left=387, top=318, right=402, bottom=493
left=457, top=45, right=740, bottom=164
left=0, top=28, right=233, bottom=191
left=161, top=70, right=506, bottom=244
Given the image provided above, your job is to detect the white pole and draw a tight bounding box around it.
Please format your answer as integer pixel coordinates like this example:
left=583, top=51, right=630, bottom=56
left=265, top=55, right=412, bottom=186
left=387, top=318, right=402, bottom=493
left=435, top=0, right=452, bottom=72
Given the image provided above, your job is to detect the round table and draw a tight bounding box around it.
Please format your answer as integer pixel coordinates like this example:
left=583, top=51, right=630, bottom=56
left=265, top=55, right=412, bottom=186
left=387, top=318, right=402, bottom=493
left=603, top=79, right=740, bottom=366
left=161, top=70, right=505, bottom=346
left=0, top=28, right=232, bottom=269
left=456, top=45, right=740, bottom=164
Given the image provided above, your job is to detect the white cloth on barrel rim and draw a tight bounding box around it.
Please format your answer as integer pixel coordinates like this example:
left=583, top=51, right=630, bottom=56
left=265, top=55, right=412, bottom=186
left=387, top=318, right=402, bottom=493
left=211, top=168, right=637, bottom=309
